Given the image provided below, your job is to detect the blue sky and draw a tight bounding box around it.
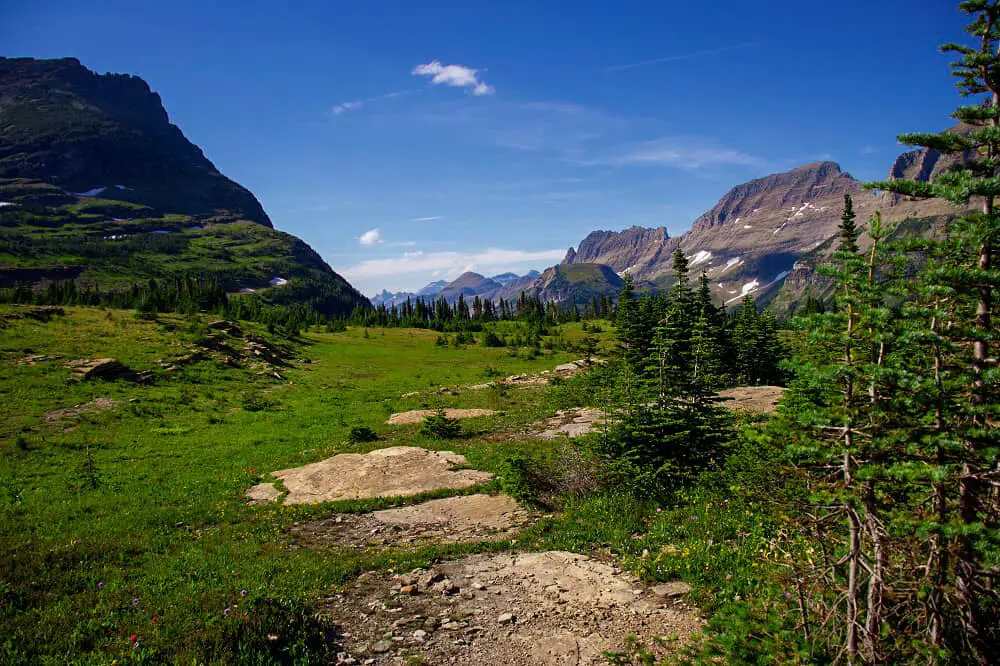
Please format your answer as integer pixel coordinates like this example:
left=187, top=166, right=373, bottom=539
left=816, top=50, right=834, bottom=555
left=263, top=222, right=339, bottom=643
left=2, top=0, right=969, bottom=295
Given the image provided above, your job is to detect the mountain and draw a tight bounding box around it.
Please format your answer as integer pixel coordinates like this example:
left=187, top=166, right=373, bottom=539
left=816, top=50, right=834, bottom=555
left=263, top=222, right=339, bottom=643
left=563, top=226, right=676, bottom=277
left=552, top=162, right=874, bottom=305
left=672, top=161, right=877, bottom=304
left=369, top=289, right=416, bottom=308
left=0, top=57, right=271, bottom=225
left=529, top=154, right=967, bottom=312
left=416, top=280, right=449, bottom=297
left=0, top=57, right=368, bottom=316
left=436, top=272, right=502, bottom=303
left=495, top=263, right=623, bottom=304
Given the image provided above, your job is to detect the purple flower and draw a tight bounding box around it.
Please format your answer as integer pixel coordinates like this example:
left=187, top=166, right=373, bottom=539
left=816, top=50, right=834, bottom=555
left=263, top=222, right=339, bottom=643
left=97, top=581, right=104, bottom=590
left=131, top=598, right=139, bottom=606
left=690, top=515, right=699, bottom=521
left=241, top=589, right=248, bottom=597
left=224, top=607, right=232, bottom=616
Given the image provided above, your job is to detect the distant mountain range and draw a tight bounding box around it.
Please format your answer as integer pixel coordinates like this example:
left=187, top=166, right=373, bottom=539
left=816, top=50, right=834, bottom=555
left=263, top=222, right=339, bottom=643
left=0, top=57, right=369, bottom=315
left=370, top=271, right=540, bottom=307
left=372, top=145, right=962, bottom=315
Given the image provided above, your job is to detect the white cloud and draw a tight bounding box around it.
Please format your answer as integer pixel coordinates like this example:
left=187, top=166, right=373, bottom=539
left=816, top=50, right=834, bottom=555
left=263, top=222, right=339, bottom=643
left=592, top=137, right=762, bottom=170
left=410, top=215, right=442, bottom=222
left=341, top=247, right=563, bottom=293
left=358, top=228, right=382, bottom=245
left=412, top=60, right=494, bottom=96
left=333, top=100, right=363, bottom=115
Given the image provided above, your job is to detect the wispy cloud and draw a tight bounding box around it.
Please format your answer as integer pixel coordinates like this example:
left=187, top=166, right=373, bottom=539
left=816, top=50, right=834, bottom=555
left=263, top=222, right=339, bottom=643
left=358, top=228, right=382, bottom=245
left=333, top=100, right=364, bottom=115
left=585, top=136, right=763, bottom=170
left=602, top=41, right=761, bottom=73
left=332, top=90, right=417, bottom=116
left=410, top=215, right=442, bottom=222
left=861, top=144, right=879, bottom=155
left=413, top=60, right=494, bottom=96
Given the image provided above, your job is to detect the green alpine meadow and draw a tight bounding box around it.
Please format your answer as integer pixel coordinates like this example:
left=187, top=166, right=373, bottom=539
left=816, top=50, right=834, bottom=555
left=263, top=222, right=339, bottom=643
left=1, top=1, right=998, bottom=664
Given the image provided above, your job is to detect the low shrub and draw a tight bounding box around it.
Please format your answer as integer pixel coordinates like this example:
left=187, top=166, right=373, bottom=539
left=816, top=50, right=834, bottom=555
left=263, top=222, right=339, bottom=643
left=419, top=411, right=462, bottom=439
left=347, top=425, right=377, bottom=443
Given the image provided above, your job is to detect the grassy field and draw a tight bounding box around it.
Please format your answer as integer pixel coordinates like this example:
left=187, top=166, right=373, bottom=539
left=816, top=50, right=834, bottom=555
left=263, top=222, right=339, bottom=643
left=0, top=306, right=783, bottom=665
left=0, top=306, right=633, bottom=663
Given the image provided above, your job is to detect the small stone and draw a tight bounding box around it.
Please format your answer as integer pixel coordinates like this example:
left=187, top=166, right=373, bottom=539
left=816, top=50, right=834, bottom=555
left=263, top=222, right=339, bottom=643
left=497, top=612, right=515, bottom=625
left=471, top=581, right=486, bottom=590
left=412, top=629, right=427, bottom=640
left=371, top=640, right=393, bottom=654
left=441, top=621, right=462, bottom=630
left=651, top=581, right=692, bottom=598
left=399, top=585, right=417, bottom=595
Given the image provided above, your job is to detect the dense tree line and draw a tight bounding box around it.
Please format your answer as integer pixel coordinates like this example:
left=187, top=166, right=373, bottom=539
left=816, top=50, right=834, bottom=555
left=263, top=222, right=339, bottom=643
left=349, top=291, right=615, bottom=331
left=615, top=247, right=785, bottom=389
left=0, top=276, right=325, bottom=335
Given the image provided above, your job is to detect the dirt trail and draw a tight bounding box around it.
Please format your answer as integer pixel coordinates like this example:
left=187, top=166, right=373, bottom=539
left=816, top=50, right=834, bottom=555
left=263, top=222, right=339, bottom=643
left=246, top=447, right=492, bottom=505
left=321, top=551, right=701, bottom=665
left=252, top=440, right=702, bottom=661
left=717, top=385, right=785, bottom=414
left=533, top=408, right=605, bottom=439
left=291, top=494, right=530, bottom=547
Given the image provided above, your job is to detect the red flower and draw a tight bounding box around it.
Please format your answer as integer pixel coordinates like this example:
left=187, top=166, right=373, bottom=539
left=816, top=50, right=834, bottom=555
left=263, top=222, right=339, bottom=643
left=129, top=634, right=138, bottom=642
left=151, top=616, right=158, bottom=625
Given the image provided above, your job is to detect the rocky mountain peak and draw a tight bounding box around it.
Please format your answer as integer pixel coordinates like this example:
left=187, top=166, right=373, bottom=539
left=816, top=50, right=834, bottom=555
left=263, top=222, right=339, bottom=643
left=691, top=161, right=858, bottom=231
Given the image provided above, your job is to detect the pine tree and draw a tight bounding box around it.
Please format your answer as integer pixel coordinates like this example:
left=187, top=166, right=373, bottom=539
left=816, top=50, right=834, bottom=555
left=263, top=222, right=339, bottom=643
left=839, top=193, right=860, bottom=254
left=866, top=3, right=1000, bottom=658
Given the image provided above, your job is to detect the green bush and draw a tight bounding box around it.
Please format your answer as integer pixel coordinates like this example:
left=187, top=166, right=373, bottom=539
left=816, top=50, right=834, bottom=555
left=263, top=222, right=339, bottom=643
left=241, top=392, right=276, bottom=412
left=419, top=411, right=462, bottom=438
left=347, top=425, right=377, bottom=443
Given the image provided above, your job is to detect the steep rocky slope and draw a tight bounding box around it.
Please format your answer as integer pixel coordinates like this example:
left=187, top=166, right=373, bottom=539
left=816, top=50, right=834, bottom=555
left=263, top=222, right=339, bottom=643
left=0, top=57, right=271, bottom=225
left=0, top=57, right=368, bottom=315
left=552, top=156, right=967, bottom=310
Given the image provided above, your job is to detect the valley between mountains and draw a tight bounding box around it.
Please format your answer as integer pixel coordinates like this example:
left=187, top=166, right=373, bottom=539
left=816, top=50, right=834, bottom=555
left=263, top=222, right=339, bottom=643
left=3, top=4, right=998, bottom=660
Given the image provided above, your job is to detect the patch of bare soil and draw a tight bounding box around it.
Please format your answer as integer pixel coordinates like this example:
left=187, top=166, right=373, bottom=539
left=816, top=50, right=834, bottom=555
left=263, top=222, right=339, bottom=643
left=386, top=409, right=496, bottom=425
left=320, top=551, right=701, bottom=665
left=534, top=408, right=605, bottom=439
left=247, top=447, right=493, bottom=505
left=43, top=397, right=126, bottom=426
left=290, top=494, right=530, bottom=548
left=716, top=385, right=785, bottom=414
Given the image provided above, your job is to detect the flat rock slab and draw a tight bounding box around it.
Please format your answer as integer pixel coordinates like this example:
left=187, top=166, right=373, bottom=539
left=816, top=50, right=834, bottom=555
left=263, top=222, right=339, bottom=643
left=246, top=482, right=281, bottom=504
left=386, top=409, right=496, bottom=425
left=717, top=385, right=785, bottom=414
left=253, top=447, right=493, bottom=505
left=323, top=550, right=701, bottom=665
left=43, top=397, right=120, bottom=424
left=291, top=494, right=530, bottom=547
left=534, top=408, right=605, bottom=439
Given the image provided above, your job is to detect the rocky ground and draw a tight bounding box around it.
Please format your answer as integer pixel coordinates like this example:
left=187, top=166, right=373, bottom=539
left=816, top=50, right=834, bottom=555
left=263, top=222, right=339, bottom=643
left=247, top=447, right=493, bottom=505
left=318, top=551, right=700, bottom=665
left=290, top=494, right=531, bottom=548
